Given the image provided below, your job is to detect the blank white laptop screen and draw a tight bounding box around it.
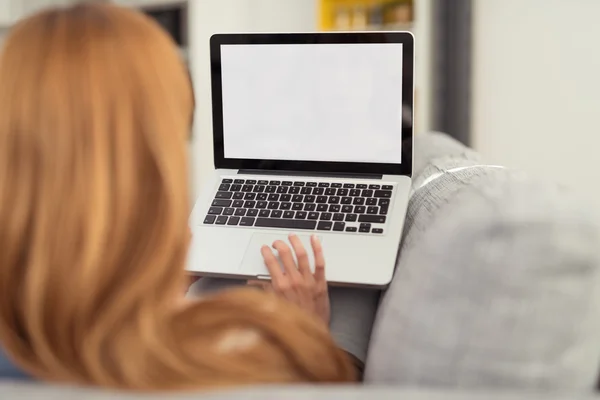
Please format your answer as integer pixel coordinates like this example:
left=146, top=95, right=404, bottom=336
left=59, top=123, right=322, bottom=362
left=220, top=43, right=404, bottom=164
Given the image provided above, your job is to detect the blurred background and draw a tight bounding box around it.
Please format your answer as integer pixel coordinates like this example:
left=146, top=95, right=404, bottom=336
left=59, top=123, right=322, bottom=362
left=1, top=0, right=598, bottom=206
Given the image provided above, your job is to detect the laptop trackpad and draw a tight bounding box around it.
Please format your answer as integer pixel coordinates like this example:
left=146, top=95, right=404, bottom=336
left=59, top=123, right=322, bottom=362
left=240, top=233, right=322, bottom=277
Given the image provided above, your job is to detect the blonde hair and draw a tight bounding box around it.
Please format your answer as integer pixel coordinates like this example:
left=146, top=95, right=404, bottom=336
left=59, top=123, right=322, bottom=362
left=0, top=3, right=354, bottom=390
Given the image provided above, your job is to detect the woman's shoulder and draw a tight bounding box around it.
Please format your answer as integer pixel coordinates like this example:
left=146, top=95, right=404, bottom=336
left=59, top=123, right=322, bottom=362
left=0, top=348, right=30, bottom=380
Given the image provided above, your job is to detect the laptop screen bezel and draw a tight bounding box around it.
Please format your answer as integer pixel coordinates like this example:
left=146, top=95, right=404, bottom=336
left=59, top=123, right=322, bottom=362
left=210, top=32, right=414, bottom=177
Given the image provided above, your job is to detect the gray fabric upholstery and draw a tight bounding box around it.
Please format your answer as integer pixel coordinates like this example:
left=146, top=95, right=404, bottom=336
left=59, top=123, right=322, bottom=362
left=366, top=133, right=600, bottom=390
left=2, top=132, right=599, bottom=398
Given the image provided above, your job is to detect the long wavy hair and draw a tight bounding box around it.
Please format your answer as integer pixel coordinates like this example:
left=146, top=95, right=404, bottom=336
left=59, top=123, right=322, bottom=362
left=0, top=3, right=354, bottom=390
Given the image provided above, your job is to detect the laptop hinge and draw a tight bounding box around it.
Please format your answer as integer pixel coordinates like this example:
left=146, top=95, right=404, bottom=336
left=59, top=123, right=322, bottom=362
left=237, top=169, right=383, bottom=180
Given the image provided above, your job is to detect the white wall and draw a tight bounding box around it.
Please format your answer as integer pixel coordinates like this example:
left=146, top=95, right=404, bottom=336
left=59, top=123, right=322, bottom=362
left=472, top=0, right=600, bottom=200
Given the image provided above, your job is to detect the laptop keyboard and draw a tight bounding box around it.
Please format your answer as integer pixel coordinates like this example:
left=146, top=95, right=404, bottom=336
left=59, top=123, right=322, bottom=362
left=202, top=178, right=394, bottom=234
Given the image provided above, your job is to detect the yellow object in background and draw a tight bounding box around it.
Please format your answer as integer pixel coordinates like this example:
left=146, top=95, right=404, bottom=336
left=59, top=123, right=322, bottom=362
left=319, top=0, right=414, bottom=31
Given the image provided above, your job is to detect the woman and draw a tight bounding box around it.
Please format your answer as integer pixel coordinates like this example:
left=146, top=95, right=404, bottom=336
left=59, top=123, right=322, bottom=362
left=0, top=3, right=379, bottom=390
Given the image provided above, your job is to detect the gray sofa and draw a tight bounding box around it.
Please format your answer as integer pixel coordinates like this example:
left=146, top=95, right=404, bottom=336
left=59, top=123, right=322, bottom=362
left=2, top=132, right=600, bottom=398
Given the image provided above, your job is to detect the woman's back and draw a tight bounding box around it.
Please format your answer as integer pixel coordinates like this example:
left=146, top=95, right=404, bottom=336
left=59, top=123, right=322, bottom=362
left=0, top=3, right=353, bottom=390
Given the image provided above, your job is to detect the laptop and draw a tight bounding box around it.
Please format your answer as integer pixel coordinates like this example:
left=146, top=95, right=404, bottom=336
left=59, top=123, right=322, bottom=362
left=188, top=32, right=414, bottom=287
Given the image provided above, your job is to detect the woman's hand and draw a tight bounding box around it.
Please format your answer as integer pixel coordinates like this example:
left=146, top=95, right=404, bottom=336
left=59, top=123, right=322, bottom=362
left=255, top=234, right=330, bottom=326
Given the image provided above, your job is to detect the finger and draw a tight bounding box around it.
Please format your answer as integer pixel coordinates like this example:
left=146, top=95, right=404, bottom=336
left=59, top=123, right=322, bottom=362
left=288, top=234, right=312, bottom=279
left=311, top=234, right=326, bottom=283
left=272, top=240, right=302, bottom=282
left=261, top=245, right=286, bottom=284
left=247, top=280, right=273, bottom=292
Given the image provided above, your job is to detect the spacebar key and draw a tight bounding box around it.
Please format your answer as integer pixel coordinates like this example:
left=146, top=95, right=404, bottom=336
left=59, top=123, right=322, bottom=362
left=255, top=218, right=317, bottom=230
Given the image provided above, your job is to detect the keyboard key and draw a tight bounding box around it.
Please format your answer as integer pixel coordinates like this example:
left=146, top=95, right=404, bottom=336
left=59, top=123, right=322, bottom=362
left=307, top=182, right=318, bottom=187
left=304, top=203, right=316, bottom=211
left=215, top=191, right=232, bottom=199
left=244, top=193, right=256, bottom=200
left=317, top=221, right=333, bottom=231
left=341, top=197, right=352, bottom=205
left=289, top=187, right=300, bottom=194
left=329, top=204, right=341, bottom=212
left=281, top=194, right=292, bottom=202
left=223, top=208, right=235, bottom=216
left=242, top=185, right=253, bottom=192
left=343, top=183, right=355, bottom=188
left=337, top=189, right=349, bottom=196
left=358, top=215, right=387, bottom=224
left=350, top=189, right=361, bottom=197
left=280, top=202, right=292, bottom=210
left=294, top=182, right=305, bottom=186
left=230, top=184, right=242, bottom=192
left=234, top=208, right=246, bottom=216
left=361, top=189, right=373, bottom=197
left=204, top=215, right=216, bottom=224
left=301, top=187, right=312, bottom=195
left=257, top=193, right=268, bottom=201
left=247, top=209, right=259, bottom=217
left=342, top=205, right=353, bottom=213
left=313, top=187, right=324, bottom=195
left=374, top=190, right=393, bottom=198
left=346, top=226, right=358, bottom=232
left=276, top=186, right=288, bottom=194
left=317, top=204, right=328, bottom=212
left=367, top=206, right=379, bottom=214
left=244, top=201, right=256, bottom=208
left=259, top=209, right=271, bottom=217
left=219, top=183, right=231, bottom=191
left=333, top=222, right=346, bottom=231
left=268, top=202, right=279, bottom=210
left=292, top=195, right=303, bottom=202
left=366, top=198, right=377, bottom=206
left=269, top=181, right=281, bottom=185
left=208, top=207, right=223, bottom=215
left=246, top=180, right=257, bottom=185
left=212, top=199, right=231, bottom=207
left=356, top=184, right=367, bottom=189
left=372, top=228, right=384, bottom=234
left=295, top=211, right=307, bottom=219
left=328, top=196, right=341, bottom=204
left=232, top=192, right=244, bottom=200
left=258, top=180, right=269, bottom=185
left=316, top=196, right=328, bottom=204
left=354, top=206, right=366, bottom=214
left=228, top=216, right=241, bottom=226
left=325, top=188, right=336, bottom=196
left=254, top=218, right=317, bottom=230
left=304, top=195, right=316, bottom=203
left=320, top=212, right=332, bottom=221
left=353, top=197, right=365, bottom=205
left=283, top=211, right=295, bottom=219
left=282, top=181, right=293, bottom=186
left=359, top=223, right=371, bottom=233
left=216, top=216, right=228, bottom=225
left=265, top=186, right=277, bottom=193
left=318, top=182, right=330, bottom=187
left=382, top=185, right=393, bottom=190
left=333, top=213, right=345, bottom=221
left=239, top=217, right=254, bottom=225
left=253, top=185, right=265, bottom=193
left=308, top=212, right=319, bottom=220
left=379, top=199, right=390, bottom=206
left=292, top=203, right=303, bottom=211
left=268, top=194, right=280, bottom=201
left=380, top=206, right=389, bottom=215
left=331, top=183, right=342, bottom=188
left=256, top=201, right=268, bottom=209
left=345, top=214, right=358, bottom=222
left=232, top=200, right=244, bottom=208
left=272, top=210, right=283, bottom=218
left=369, top=184, right=381, bottom=189
left=234, top=179, right=244, bottom=184
left=222, top=179, right=233, bottom=184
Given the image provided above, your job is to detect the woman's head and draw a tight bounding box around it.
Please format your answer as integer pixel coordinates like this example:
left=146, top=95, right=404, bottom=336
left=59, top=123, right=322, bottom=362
left=0, top=3, right=353, bottom=389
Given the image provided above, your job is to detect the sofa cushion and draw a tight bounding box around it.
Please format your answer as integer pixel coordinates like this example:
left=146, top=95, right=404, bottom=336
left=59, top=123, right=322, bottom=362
left=366, top=133, right=600, bottom=390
